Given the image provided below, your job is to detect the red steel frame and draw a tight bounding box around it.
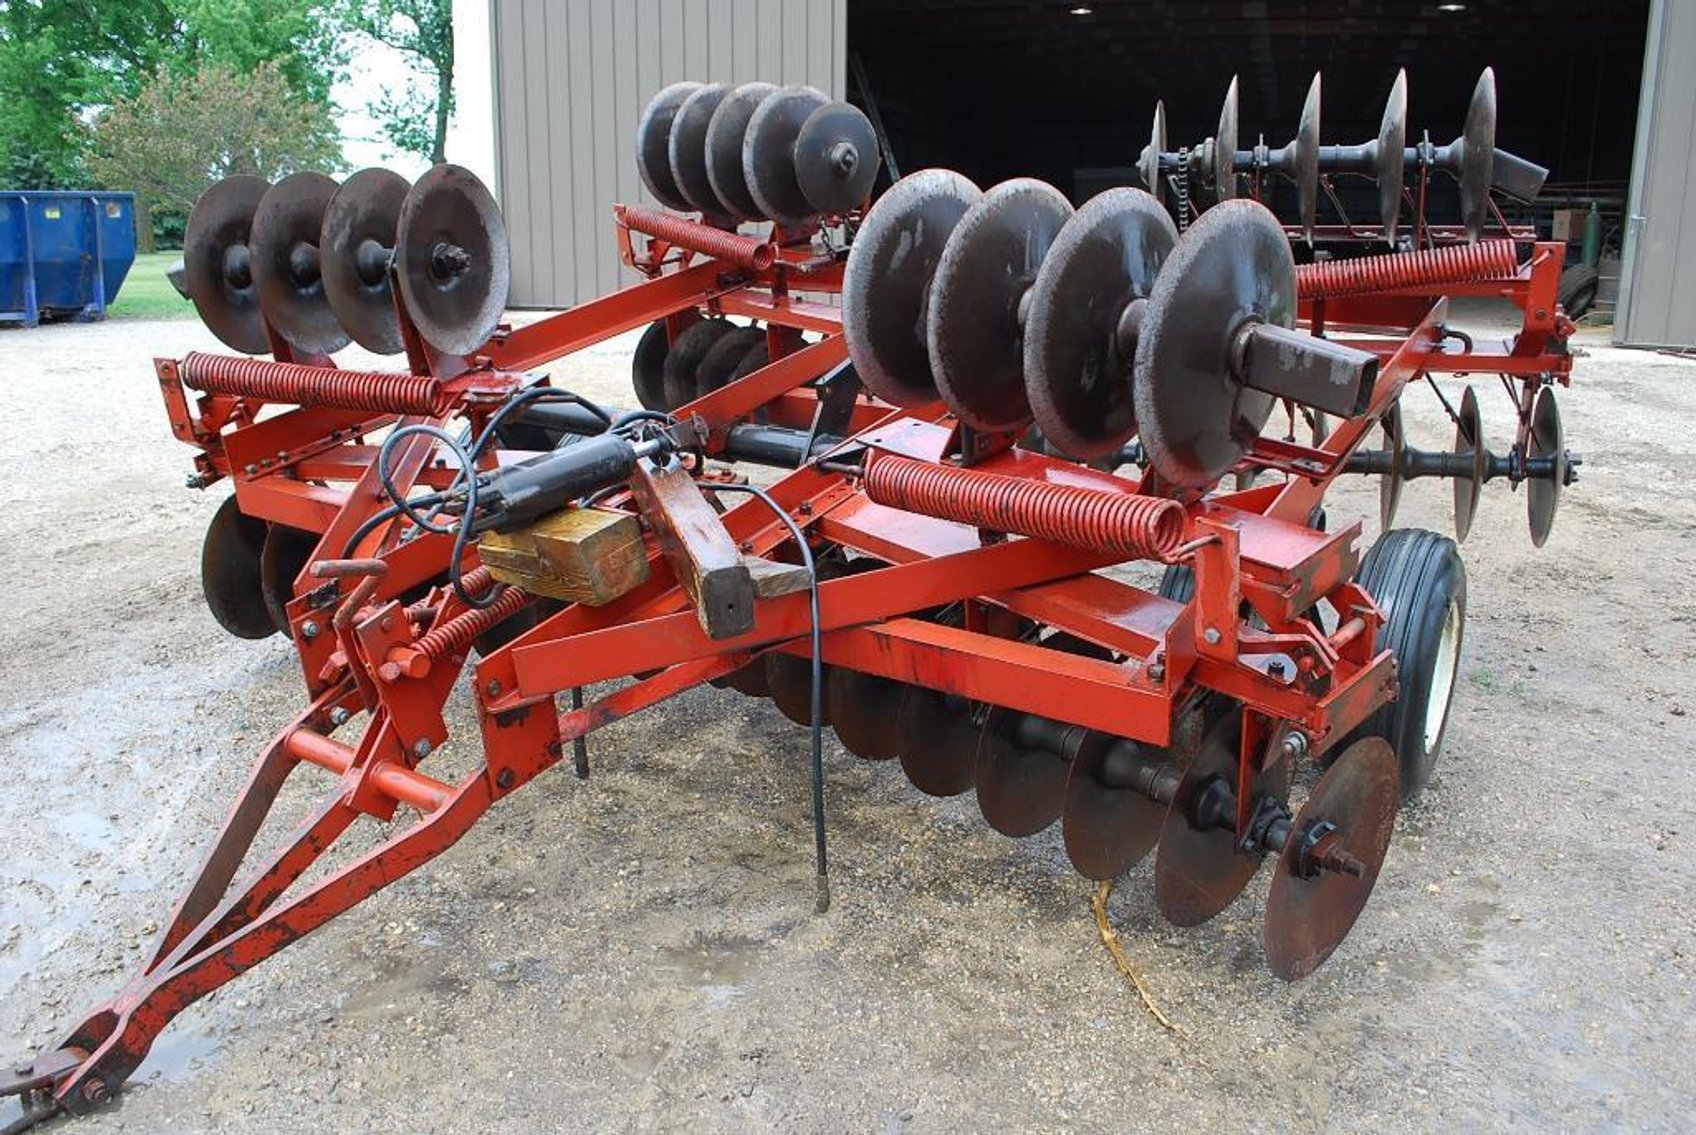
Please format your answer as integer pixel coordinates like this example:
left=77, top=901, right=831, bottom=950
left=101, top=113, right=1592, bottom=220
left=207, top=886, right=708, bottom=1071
left=12, top=211, right=1574, bottom=1120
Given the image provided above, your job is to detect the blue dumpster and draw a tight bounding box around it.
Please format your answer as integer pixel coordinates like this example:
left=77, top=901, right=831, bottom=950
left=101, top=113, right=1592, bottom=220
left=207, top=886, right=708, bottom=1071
left=0, top=191, right=137, bottom=326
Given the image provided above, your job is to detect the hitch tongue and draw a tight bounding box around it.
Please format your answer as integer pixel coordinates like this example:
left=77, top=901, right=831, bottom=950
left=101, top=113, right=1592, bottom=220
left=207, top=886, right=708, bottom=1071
left=1, top=1048, right=87, bottom=1134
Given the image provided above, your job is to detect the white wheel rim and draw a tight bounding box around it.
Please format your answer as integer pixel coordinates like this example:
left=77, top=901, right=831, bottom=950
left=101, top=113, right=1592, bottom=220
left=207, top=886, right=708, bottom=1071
left=1423, top=597, right=1463, bottom=753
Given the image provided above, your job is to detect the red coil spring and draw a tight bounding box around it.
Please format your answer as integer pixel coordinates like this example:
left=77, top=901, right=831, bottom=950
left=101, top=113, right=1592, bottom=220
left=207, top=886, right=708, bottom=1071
left=615, top=204, right=775, bottom=271
left=863, top=455, right=1187, bottom=562
left=1295, top=241, right=1519, bottom=300
left=180, top=352, right=448, bottom=416
left=414, top=568, right=534, bottom=660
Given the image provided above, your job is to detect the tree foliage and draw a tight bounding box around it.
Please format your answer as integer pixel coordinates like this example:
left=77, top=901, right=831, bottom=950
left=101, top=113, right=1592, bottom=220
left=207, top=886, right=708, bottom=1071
left=89, top=61, right=341, bottom=248
left=339, top=0, right=453, bottom=164
left=0, top=0, right=345, bottom=189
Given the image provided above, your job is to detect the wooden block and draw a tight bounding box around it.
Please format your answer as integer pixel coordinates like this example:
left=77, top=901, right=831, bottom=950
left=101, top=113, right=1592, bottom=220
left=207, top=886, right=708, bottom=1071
left=478, top=507, right=649, bottom=605
left=745, top=555, right=812, bottom=599
left=629, top=460, right=755, bottom=639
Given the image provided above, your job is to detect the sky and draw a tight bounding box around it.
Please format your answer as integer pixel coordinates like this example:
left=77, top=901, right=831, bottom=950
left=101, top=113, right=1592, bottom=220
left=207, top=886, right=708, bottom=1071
left=330, top=38, right=435, bottom=181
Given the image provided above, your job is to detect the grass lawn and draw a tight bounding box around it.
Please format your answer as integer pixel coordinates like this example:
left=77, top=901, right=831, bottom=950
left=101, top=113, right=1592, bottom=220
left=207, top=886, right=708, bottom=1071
left=108, top=250, right=194, bottom=320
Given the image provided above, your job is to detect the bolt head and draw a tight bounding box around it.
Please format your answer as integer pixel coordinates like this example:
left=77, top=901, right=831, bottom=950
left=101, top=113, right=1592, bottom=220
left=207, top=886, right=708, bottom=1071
left=495, top=768, right=516, bottom=789
left=329, top=706, right=350, bottom=726
left=485, top=679, right=502, bottom=698
left=1203, top=626, right=1222, bottom=645
left=300, top=620, right=320, bottom=640
left=82, top=1079, right=108, bottom=1103
left=413, top=738, right=432, bottom=758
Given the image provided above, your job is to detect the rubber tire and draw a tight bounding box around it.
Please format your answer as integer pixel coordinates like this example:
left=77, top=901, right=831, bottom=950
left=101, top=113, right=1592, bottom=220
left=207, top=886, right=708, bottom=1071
left=1558, top=264, right=1599, bottom=322
left=1349, top=527, right=1468, bottom=801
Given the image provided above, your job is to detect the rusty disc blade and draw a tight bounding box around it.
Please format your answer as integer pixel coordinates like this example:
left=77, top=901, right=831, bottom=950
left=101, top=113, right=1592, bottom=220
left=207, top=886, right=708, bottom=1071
left=926, top=178, right=1072, bottom=432
left=252, top=172, right=348, bottom=356
left=1455, top=67, right=1497, bottom=243
left=183, top=175, right=270, bottom=354
left=842, top=169, right=982, bottom=407
left=975, top=708, right=1069, bottom=836
left=201, top=495, right=275, bottom=639
left=1154, top=713, right=1291, bottom=926
left=705, top=82, right=778, bottom=221
left=897, top=686, right=979, bottom=797
left=766, top=650, right=827, bottom=726
left=1062, top=733, right=1171, bottom=880
left=636, top=81, right=701, bottom=211
left=1134, top=198, right=1294, bottom=490
left=632, top=319, right=672, bottom=410
left=1214, top=76, right=1239, bottom=199
left=321, top=167, right=409, bottom=354
left=1026, top=187, right=1175, bottom=459
left=1138, top=101, right=1167, bottom=198
left=1376, top=70, right=1409, bottom=244
left=723, top=654, right=771, bottom=697
left=1291, top=73, right=1321, bottom=243
left=744, top=85, right=830, bottom=226
left=1379, top=401, right=1405, bottom=530
left=794, top=100, right=879, bottom=214
left=260, top=523, right=319, bottom=637
left=669, top=82, right=731, bottom=215
left=661, top=317, right=734, bottom=410
left=1453, top=386, right=1485, bottom=542
left=827, top=667, right=905, bottom=760
left=1527, top=385, right=1564, bottom=547
left=695, top=325, right=765, bottom=399
left=1264, top=737, right=1399, bottom=980
left=395, top=164, right=510, bottom=357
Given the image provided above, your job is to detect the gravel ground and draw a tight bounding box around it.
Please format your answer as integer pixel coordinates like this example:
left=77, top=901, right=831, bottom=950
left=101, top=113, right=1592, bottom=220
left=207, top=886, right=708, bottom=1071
left=0, top=308, right=1691, bottom=1134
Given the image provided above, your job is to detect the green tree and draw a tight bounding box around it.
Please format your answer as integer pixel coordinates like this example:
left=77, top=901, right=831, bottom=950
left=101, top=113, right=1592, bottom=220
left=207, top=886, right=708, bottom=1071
left=167, top=0, right=345, bottom=106
left=340, top=0, right=453, bottom=164
left=89, top=61, right=342, bottom=250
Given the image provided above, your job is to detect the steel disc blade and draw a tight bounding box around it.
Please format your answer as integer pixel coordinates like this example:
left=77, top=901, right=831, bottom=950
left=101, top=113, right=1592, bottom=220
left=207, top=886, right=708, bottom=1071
left=1062, top=733, right=1169, bottom=879
left=705, top=82, right=777, bottom=221
left=252, top=172, right=348, bottom=356
left=1379, top=401, right=1405, bottom=530
left=183, top=175, right=270, bottom=354
left=1291, top=73, right=1321, bottom=243
left=661, top=317, right=733, bottom=410
left=975, top=708, right=1068, bottom=837
left=636, top=82, right=701, bottom=211
left=1154, top=714, right=1291, bottom=926
left=1377, top=70, right=1409, bottom=244
left=1527, top=386, right=1564, bottom=547
left=795, top=100, right=879, bottom=214
left=260, top=523, right=319, bottom=636
left=1456, top=68, right=1497, bottom=243
left=1214, top=76, right=1239, bottom=199
left=1264, top=737, right=1398, bottom=980
left=767, top=651, right=826, bottom=726
left=897, top=686, right=978, bottom=797
left=669, top=82, right=731, bottom=215
left=632, top=319, right=672, bottom=410
left=827, top=667, right=904, bottom=760
left=1453, top=386, right=1484, bottom=542
left=744, top=85, right=830, bottom=226
left=201, top=495, right=275, bottom=638
left=1026, top=187, right=1176, bottom=459
left=395, top=164, right=510, bottom=356
left=695, top=325, right=765, bottom=399
left=926, top=178, right=1072, bottom=432
left=321, top=167, right=409, bottom=354
left=1138, top=101, right=1167, bottom=198
left=842, top=169, right=982, bottom=407
left=724, top=651, right=771, bottom=698
left=1134, top=198, right=1295, bottom=490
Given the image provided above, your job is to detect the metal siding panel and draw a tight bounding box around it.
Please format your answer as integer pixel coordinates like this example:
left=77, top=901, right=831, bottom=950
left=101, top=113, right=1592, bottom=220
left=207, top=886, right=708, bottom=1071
left=524, top=0, right=556, bottom=306
left=636, top=0, right=662, bottom=213
left=564, top=0, right=594, bottom=304
left=590, top=0, right=618, bottom=295
left=613, top=0, right=641, bottom=286
left=732, top=0, right=759, bottom=81
left=757, top=0, right=783, bottom=87
left=1621, top=0, right=1696, bottom=347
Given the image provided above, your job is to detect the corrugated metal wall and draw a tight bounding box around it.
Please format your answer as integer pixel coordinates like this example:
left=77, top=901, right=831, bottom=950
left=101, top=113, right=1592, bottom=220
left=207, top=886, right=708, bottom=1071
left=490, top=0, right=846, bottom=308
left=1617, top=0, right=1696, bottom=348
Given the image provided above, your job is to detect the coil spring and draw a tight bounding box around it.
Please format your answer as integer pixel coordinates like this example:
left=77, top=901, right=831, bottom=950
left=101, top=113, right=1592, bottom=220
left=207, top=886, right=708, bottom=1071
left=864, top=455, right=1187, bottom=562
left=615, top=204, right=776, bottom=271
left=180, top=353, right=448, bottom=416
left=1296, top=241, right=1519, bottom=300
left=414, top=568, right=534, bottom=660
left=1171, top=153, right=1192, bottom=232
